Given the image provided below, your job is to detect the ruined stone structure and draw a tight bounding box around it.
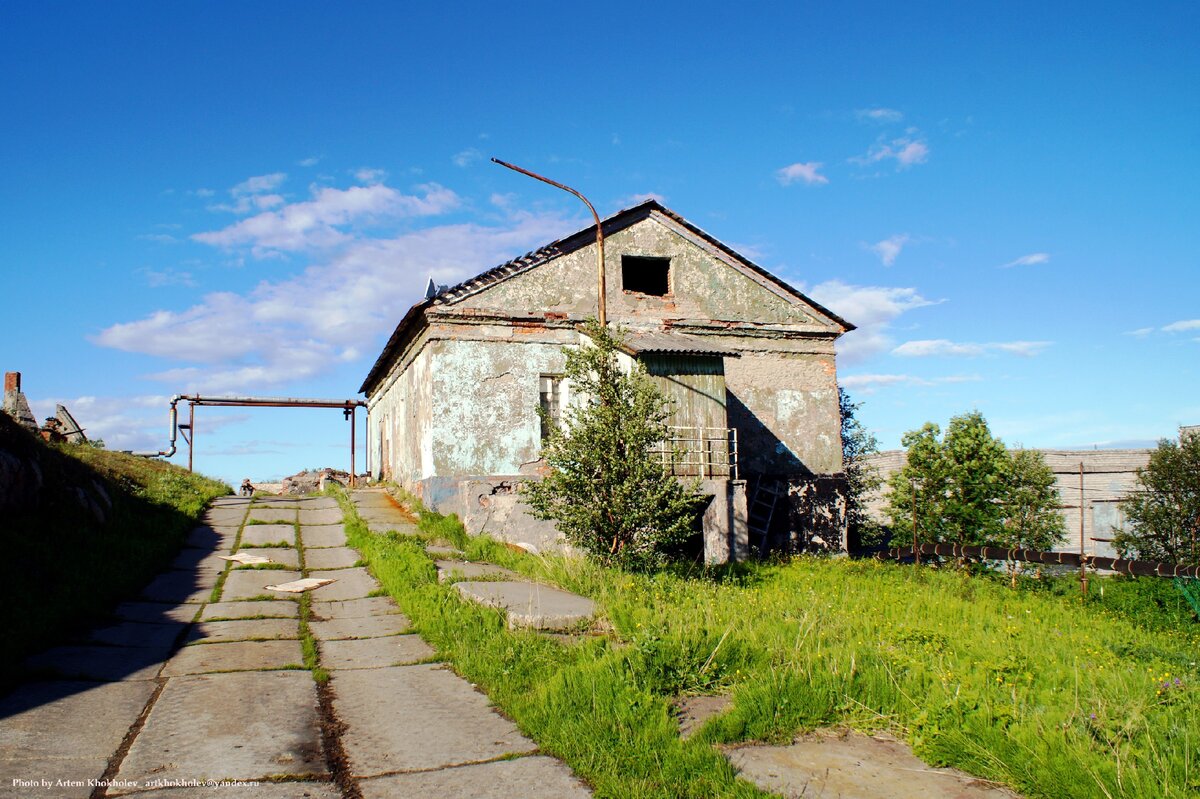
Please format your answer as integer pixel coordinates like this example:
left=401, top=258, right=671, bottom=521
left=2, top=372, right=37, bottom=432
left=360, top=201, right=853, bottom=561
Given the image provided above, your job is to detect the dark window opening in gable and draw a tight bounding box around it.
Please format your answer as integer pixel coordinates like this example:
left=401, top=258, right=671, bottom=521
left=621, top=255, right=670, bottom=296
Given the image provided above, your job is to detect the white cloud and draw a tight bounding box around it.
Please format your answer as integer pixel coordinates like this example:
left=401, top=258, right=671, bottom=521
left=892, top=339, right=1051, bottom=358
left=137, top=233, right=178, bottom=244
left=192, top=183, right=461, bottom=257
left=354, top=167, right=386, bottom=184
left=806, top=280, right=935, bottom=363
left=28, top=394, right=180, bottom=454
left=867, top=234, right=910, bottom=266
left=1000, top=252, right=1050, bottom=268
left=453, top=148, right=483, bottom=168
left=97, top=203, right=578, bottom=393
left=776, top=162, right=829, bottom=186
left=856, top=108, right=903, bottom=123
left=140, top=268, right=196, bottom=288
left=619, top=192, right=666, bottom=207
left=852, top=134, right=930, bottom=169
left=840, top=373, right=981, bottom=394
left=298, top=156, right=320, bottom=167
left=232, top=173, right=286, bottom=197
left=1126, top=327, right=1155, bottom=338
left=208, top=173, right=290, bottom=214
left=1163, top=319, right=1200, bottom=333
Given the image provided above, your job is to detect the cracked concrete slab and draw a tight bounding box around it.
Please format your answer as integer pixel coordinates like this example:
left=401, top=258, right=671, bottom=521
left=184, top=618, right=299, bottom=644
left=311, top=596, right=403, bottom=619
left=23, top=645, right=166, bottom=682
left=320, top=635, right=435, bottom=670
left=112, top=671, right=326, bottom=791
left=201, top=600, right=299, bottom=621
left=138, top=571, right=217, bottom=604
left=161, top=640, right=304, bottom=676
left=435, top=559, right=520, bottom=583
left=305, top=567, right=376, bottom=601
left=0, top=680, right=157, bottom=799
left=454, top=581, right=596, bottom=631
left=113, top=601, right=200, bottom=625
left=231, top=546, right=299, bottom=568
left=239, top=524, right=296, bottom=547
left=83, top=621, right=186, bottom=650
left=246, top=507, right=297, bottom=524
left=203, top=507, right=247, bottom=526
left=300, top=524, right=348, bottom=548
left=359, top=755, right=593, bottom=799
left=333, top=664, right=536, bottom=777
left=298, top=507, right=343, bottom=525
left=299, top=496, right=339, bottom=510
left=220, top=569, right=302, bottom=601
left=309, top=614, right=411, bottom=641
left=302, top=546, right=360, bottom=570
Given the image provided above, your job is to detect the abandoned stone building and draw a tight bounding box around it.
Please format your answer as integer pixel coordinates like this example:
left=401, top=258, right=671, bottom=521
left=359, top=200, right=854, bottom=562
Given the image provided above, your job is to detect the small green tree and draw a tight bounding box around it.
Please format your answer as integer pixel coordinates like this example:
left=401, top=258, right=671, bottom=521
left=1115, top=435, right=1200, bottom=565
left=884, top=411, right=1010, bottom=555
left=839, top=388, right=884, bottom=549
left=997, top=448, right=1065, bottom=584
left=521, top=320, right=704, bottom=570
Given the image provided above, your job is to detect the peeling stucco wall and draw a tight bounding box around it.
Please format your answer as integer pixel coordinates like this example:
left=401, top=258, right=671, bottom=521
left=367, top=337, right=434, bottom=485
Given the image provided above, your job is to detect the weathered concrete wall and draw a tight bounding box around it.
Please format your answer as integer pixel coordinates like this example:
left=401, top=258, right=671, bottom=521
left=724, top=349, right=842, bottom=477
left=457, top=476, right=571, bottom=554
left=701, top=479, right=749, bottom=564
left=367, top=338, right=434, bottom=485
left=430, top=337, right=567, bottom=477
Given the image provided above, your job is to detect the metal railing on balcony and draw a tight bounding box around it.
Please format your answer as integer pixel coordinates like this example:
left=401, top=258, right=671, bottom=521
left=653, top=426, right=739, bottom=480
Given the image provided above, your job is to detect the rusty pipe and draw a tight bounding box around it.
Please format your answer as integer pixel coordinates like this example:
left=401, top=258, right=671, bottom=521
left=134, top=394, right=183, bottom=458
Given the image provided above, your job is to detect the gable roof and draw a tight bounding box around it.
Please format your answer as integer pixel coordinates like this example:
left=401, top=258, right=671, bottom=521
left=360, top=200, right=854, bottom=395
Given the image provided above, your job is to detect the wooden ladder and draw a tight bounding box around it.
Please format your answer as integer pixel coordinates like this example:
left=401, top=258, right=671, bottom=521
left=747, top=477, right=786, bottom=555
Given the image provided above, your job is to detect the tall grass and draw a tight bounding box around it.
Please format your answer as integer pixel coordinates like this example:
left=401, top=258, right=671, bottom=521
left=336, top=486, right=1198, bottom=798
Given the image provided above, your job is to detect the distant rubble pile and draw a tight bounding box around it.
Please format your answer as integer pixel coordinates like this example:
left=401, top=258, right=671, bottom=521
left=3, top=371, right=88, bottom=444
left=279, top=467, right=357, bottom=494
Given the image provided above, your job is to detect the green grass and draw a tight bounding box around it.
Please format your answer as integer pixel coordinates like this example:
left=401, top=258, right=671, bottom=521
left=0, top=415, right=228, bottom=689
left=332, top=485, right=1200, bottom=798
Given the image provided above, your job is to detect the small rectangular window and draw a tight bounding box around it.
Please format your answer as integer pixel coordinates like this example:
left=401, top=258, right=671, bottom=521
left=539, top=375, right=564, bottom=440
left=621, top=255, right=670, bottom=296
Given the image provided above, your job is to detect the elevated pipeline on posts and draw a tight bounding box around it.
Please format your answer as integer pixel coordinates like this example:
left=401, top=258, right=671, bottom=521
left=877, top=541, right=1200, bottom=579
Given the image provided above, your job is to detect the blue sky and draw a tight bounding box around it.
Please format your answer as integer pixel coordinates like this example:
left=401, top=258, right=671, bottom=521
left=2, top=2, right=1197, bottom=485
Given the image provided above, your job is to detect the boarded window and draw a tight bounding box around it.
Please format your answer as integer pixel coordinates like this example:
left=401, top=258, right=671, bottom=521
left=539, top=375, right=565, bottom=440
left=621, top=255, right=670, bottom=296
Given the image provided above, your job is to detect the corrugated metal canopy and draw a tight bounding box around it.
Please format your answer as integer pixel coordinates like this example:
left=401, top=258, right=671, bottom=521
left=621, top=330, right=739, bottom=357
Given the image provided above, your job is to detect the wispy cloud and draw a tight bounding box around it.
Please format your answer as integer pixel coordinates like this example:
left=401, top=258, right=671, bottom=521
left=618, top=192, right=666, bottom=207
left=867, top=234, right=910, bottom=266
left=852, top=132, right=930, bottom=169
left=806, top=280, right=936, bottom=363
left=1000, top=252, right=1050, bottom=268
left=453, top=148, right=482, bottom=168
left=298, top=156, right=320, bottom=167
left=353, top=167, right=387, bottom=184
left=776, top=161, right=828, bottom=186
left=1163, top=319, right=1200, bottom=333
left=208, top=172, right=289, bottom=214
left=192, top=182, right=461, bottom=257
left=140, top=268, right=196, bottom=288
left=856, top=108, right=903, bottom=123
left=137, top=233, right=179, bottom=244
left=892, top=339, right=1051, bottom=358
left=840, top=373, right=981, bottom=394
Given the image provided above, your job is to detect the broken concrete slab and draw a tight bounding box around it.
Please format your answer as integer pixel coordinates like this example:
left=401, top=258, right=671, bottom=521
left=138, top=570, right=217, bottom=604
left=333, top=664, right=537, bottom=777
left=674, top=694, right=732, bottom=739
left=239, top=523, right=296, bottom=547
left=161, top=639, right=304, bottom=676
left=725, top=730, right=1021, bottom=799
left=185, top=618, right=300, bottom=644
left=303, top=546, right=361, bottom=570
left=309, top=614, right=411, bottom=641
left=426, top=544, right=465, bottom=557
left=201, top=600, right=299, bottom=621
left=84, top=621, right=186, bottom=650
left=359, top=755, right=593, bottom=799
left=454, top=581, right=596, bottom=631
left=267, top=577, right=336, bottom=594
left=0, top=680, right=156, bottom=799
left=320, top=635, right=435, bottom=670
left=246, top=507, right=297, bottom=524
left=23, top=645, right=165, bottom=682
left=298, top=507, right=343, bottom=525
left=305, top=567, right=377, bottom=601
left=349, top=489, right=400, bottom=508
left=113, top=601, right=200, bottom=625
left=311, top=596, right=403, bottom=619
left=435, top=559, right=519, bottom=583
left=219, top=569, right=302, bottom=601
left=300, top=523, right=348, bottom=548
left=112, top=671, right=326, bottom=790
left=298, top=495, right=340, bottom=510
left=231, top=546, right=300, bottom=568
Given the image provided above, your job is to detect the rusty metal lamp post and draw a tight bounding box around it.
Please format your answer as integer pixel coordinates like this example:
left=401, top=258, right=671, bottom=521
left=491, top=158, right=606, bottom=326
